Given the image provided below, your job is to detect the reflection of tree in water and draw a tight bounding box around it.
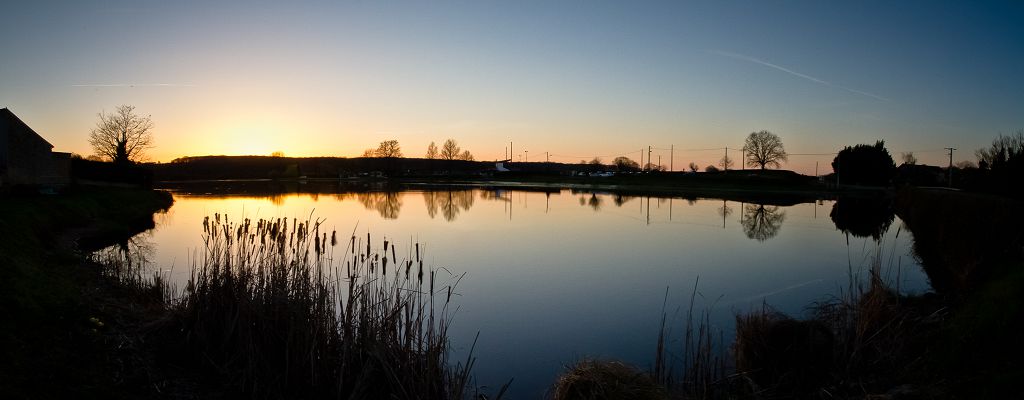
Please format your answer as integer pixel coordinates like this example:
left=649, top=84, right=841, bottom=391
left=587, top=193, right=603, bottom=211
left=741, top=204, right=786, bottom=242
left=479, top=190, right=511, bottom=202
left=423, top=190, right=476, bottom=221
left=92, top=233, right=157, bottom=283
left=357, top=192, right=402, bottom=219
left=829, top=197, right=895, bottom=240
left=718, top=201, right=734, bottom=219
left=613, top=194, right=636, bottom=207
left=718, top=200, right=733, bottom=228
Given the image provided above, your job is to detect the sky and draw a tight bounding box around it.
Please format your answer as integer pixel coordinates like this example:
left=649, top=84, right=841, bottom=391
left=1, top=0, right=1022, bottom=174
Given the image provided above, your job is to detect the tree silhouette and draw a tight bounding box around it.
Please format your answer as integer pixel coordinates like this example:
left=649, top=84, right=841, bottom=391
left=719, top=153, right=734, bottom=171
left=688, top=162, right=699, bottom=172
left=460, top=150, right=474, bottom=161
left=832, top=140, right=895, bottom=186
left=741, top=204, right=786, bottom=241
left=742, top=130, right=787, bottom=170
left=374, top=140, right=402, bottom=158
left=89, top=105, right=153, bottom=164
left=425, top=142, right=438, bottom=159
left=612, top=156, right=639, bottom=171
left=441, top=139, right=461, bottom=160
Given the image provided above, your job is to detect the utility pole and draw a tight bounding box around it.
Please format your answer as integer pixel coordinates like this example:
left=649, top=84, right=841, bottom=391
left=648, top=146, right=652, bottom=172
left=546, top=152, right=549, bottom=163
left=510, top=142, right=513, bottom=164
left=658, top=155, right=661, bottom=171
left=670, top=145, right=674, bottom=172
left=945, top=147, right=956, bottom=187
left=525, top=150, right=528, bottom=163
left=640, top=148, right=644, bottom=171
left=724, top=147, right=729, bottom=171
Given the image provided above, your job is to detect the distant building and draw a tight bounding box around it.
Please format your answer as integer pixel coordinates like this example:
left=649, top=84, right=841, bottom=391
left=0, top=108, right=70, bottom=187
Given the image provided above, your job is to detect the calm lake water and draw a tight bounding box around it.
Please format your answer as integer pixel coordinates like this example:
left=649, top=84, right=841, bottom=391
left=136, top=181, right=928, bottom=398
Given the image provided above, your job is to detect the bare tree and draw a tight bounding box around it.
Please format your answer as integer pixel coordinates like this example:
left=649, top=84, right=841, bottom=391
left=688, top=162, right=699, bottom=172
left=901, top=151, right=917, bottom=165
left=362, top=148, right=376, bottom=157
left=426, top=142, right=439, bottom=159
left=270, top=151, right=285, bottom=157
left=441, top=139, right=461, bottom=160
left=589, top=157, right=603, bottom=165
left=742, top=130, right=788, bottom=170
left=375, top=140, right=402, bottom=158
left=719, top=153, right=734, bottom=170
left=89, top=105, right=153, bottom=163
left=460, top=150, right=474, bottom=161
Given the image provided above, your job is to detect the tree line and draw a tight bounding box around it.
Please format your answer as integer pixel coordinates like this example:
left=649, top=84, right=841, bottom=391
left=83, top=104, right=1022, bottom=196
left=361, top=138, right=474, bottom=161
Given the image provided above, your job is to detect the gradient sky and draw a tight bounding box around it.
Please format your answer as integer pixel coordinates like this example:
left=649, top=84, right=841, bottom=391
left=2, top=0, right=1021, bottom=173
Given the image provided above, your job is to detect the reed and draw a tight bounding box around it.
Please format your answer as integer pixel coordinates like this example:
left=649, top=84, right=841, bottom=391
left=171, top=214, right=474, bottom=399
left=653, top=280, right=731, bottom=399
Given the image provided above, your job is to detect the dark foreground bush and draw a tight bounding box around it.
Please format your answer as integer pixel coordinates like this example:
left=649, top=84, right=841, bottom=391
left=553, top=359, right=666, bottom=400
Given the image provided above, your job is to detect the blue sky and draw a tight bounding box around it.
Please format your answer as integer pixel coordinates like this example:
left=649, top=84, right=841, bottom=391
left=1, top=0, right=1021, bottom=172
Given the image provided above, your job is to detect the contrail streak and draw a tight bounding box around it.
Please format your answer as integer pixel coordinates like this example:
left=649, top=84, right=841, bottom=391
left=711, top=50, right=890, bottom=102
left=72, top=83, right=197, bottom=87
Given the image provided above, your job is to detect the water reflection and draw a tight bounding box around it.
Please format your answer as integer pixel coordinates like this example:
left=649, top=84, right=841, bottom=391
left=741, top=204, right=786, bottom=242
left=718, top=200, right=734, bottom=228
left=613, top=194, right=637, bottom=207
left=357, top=191, right=402, bottom=219
left=829, top=197, right=895, bottom=240
left=144, top=184, right=934, bottom=398
left=423, top=190, right=476, bottom=221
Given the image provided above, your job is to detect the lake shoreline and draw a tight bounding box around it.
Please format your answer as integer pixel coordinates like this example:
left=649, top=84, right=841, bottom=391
left=0, top=188, right=176, bottom=398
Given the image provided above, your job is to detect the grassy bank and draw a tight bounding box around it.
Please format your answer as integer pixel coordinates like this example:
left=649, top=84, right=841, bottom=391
left=0, top=188, right=173, bottom=398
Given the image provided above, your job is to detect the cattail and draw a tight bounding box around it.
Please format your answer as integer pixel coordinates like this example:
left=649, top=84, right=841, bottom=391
left=203, top=216, right=209, bottom=233
left=331, top=230, right=337, bottom=247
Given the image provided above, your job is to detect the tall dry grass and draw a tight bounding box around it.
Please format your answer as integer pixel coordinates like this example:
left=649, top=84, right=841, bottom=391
left=168, top=213, right=475, bottom=399
left=653, top=280, right=730, bottom=399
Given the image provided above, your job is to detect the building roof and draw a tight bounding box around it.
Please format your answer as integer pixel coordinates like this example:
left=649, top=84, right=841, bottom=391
left=1, top=107, right=54, bottom=149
